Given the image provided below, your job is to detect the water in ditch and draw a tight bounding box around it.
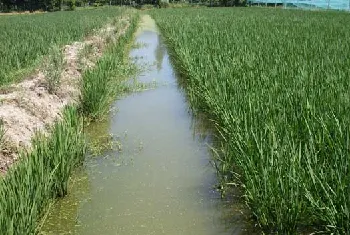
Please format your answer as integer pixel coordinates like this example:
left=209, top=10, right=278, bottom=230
left=40, top=15, right=257, bottom=235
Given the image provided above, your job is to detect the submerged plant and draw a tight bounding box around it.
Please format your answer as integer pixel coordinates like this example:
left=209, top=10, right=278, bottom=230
left=88, top=134, right=123, bottom=156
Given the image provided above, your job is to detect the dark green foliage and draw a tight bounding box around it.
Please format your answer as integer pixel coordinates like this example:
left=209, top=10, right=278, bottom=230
left=159, top=0, right=170, bottom=8
left=0, top=0, right=62, bottom=12
left=0, top=0, right=97, bottom=12
left=151, top=8, right=350, bottom=233
left=64, top=0, right=76, bottom=10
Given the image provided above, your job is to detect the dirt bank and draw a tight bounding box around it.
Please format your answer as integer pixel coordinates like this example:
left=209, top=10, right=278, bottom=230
left=0, top=14, right=132, bottom=175
left=0, top=11, right=46, bottom=16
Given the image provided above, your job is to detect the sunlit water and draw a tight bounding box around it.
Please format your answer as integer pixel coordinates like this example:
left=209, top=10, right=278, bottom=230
left=40, top=15, right=256, bottom=235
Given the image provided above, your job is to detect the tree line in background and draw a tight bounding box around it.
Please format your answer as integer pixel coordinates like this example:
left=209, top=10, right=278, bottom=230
left=0, top=0, right=246, bottom=14
left=0, top=0, right=122, bottom=12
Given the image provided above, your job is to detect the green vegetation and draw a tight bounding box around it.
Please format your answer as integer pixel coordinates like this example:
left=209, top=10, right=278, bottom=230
left=0, top=106, right=85, bottom=234
left=151, top=8, right=350, bottom=233
left=0, top=7, right=125, bottom=86
left=81, top=12, right=139, bottom=120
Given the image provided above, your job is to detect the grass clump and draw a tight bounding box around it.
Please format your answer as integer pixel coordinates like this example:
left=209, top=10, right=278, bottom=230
left=43, top=46, right=64, bottom=94
left=0, top=119, right=5, bottom=149
left=151, top=8, right=350, bottom=234
left=0, top=106, right=85, bottom=234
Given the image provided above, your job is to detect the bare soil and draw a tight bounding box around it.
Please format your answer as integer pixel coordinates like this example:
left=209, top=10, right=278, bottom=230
left=0, top=15, right=131, bottom=175
left=0, top=11, right=46, bottom=16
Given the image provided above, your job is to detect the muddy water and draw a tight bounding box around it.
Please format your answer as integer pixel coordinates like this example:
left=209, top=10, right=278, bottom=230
left=40, top=16, right=255, bottom=235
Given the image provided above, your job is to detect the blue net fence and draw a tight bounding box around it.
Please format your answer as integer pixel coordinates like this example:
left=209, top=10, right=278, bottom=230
left=248, top=0, right=350, bottom=11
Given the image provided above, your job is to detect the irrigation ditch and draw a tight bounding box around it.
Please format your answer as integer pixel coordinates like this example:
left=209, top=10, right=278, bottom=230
left=38, top=14, right=258, bottom=234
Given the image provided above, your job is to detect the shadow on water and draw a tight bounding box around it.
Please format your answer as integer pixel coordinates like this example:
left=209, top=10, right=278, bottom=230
left=40, top=15, right=259, bottom=235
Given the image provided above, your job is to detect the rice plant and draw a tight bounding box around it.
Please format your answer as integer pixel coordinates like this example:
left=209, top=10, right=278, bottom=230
left=0, top=106, right=85, bottom=234
left=151, top=8, right=350, bottom=233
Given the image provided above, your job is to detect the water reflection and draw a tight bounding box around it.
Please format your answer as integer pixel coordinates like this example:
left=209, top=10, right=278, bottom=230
left=155, top=33, right=166, bottom=72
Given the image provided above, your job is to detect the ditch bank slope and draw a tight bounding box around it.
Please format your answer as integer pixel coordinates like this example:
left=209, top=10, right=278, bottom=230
left=0, top=11, right=133, bottom=174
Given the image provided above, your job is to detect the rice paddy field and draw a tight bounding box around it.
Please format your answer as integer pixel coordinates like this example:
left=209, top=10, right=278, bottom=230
left=151, top=8, right=350, bottom=234
left=0, top=7, right=126, bottom=86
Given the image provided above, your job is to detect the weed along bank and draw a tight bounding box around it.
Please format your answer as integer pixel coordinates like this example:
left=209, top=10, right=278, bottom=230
left=1, top=5, right=350, bottom=235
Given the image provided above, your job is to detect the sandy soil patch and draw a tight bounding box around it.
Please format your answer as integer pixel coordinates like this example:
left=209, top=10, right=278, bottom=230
left=0, top=11, right=46, bottom=16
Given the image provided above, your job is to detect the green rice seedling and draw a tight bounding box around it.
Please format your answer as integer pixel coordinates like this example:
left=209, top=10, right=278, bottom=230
left=0, top=106, right=85, bottom=234
left=151, top=8, right=350, bottom=234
